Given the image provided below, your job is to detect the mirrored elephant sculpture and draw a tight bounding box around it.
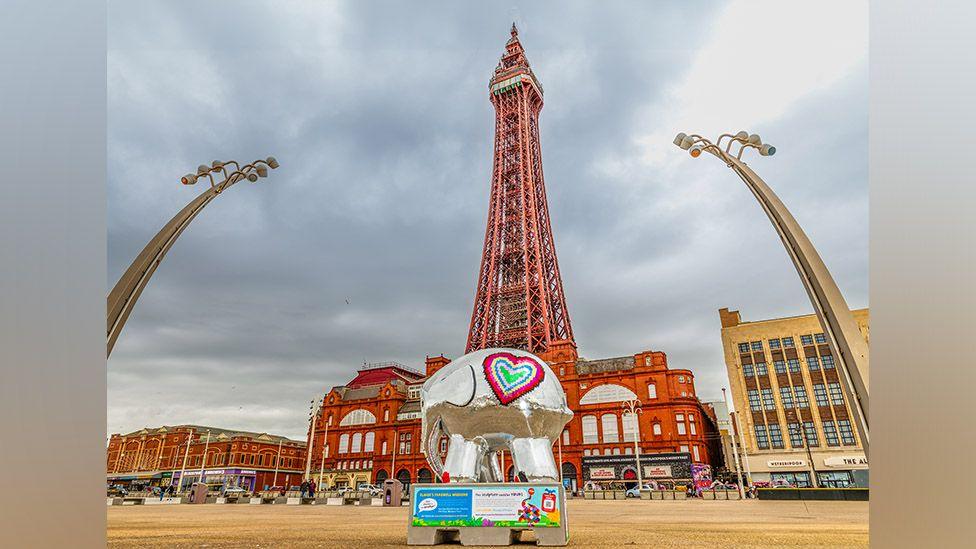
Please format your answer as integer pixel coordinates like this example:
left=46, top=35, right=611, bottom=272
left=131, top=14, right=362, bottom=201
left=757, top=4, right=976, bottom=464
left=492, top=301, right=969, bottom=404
left=421, top=348, right=573, bottom=483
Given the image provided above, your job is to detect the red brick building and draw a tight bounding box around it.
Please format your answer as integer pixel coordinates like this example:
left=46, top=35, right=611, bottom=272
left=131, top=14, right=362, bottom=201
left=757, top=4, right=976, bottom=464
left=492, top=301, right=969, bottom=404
left=309, top=343, right=720, bottom=492
left=106, top=425, right=307, bottom=491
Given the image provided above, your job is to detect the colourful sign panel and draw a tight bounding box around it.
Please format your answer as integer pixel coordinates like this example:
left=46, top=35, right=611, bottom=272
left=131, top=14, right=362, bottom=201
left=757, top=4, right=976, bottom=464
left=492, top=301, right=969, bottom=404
left=412, top=486, right=561, bottom=528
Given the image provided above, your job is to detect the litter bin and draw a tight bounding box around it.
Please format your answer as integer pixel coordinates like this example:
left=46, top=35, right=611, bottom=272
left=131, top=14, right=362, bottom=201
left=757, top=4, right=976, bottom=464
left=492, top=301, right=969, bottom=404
left=383, top=479, right=403, bottom=507
left=188, top=482, right=208, bottom=504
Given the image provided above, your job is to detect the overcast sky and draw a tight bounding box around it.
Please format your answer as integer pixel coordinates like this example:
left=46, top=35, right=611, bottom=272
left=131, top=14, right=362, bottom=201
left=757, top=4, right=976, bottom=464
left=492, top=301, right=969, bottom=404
left=108, top=0, right=868, bottom=440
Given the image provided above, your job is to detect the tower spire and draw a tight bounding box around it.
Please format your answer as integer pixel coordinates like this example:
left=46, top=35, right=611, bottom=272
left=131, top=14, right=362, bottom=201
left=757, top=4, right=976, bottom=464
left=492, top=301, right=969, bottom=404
left=466, top=28, right=574, bottom=355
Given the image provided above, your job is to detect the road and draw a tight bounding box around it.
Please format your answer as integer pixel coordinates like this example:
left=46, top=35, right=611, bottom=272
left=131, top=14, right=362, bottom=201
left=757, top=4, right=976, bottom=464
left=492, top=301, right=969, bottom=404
left=108, top=498, right=868, bottom=547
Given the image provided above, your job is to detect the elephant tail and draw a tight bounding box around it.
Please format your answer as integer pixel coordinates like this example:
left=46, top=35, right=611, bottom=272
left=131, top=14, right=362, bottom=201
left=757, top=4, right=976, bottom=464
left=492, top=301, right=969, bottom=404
left=424, top=415, right=447, bottom=482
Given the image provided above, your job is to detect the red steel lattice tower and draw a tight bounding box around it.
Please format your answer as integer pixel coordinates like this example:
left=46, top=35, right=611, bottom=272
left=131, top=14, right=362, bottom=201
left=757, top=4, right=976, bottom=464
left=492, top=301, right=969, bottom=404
left=466, top=25, right=574, bottom=355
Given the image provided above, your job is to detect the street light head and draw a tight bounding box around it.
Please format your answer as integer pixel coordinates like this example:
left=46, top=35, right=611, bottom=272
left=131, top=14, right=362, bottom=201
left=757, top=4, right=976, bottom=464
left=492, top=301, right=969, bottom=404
left=180, top=174, right=197, bottom=185
left=679, top=135, right=696, bottom=150
left=212, top=160, right=224, bottom=168
left=735, top=131, right=749, bottom=140
left=748, top=134, right=762, bottom=145
left=266, top=156, right=279, bottom=169
left=673, top=132, right=687, bottom=147
left=197, top=165, right=210, bottom=175
left=246, top=172, right=259, bottom=182
left=255, top=165, right=269, bottom=178
left=689, top=144, right=703, bottom=158
left=760, top=144, right=777, bottom=156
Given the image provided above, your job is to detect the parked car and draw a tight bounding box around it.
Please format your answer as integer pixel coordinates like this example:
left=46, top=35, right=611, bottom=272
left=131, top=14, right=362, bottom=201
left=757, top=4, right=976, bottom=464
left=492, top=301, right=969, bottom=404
left=771, top=480, right=794, bottom=488
left=107, top=485, right=128, bottom=497
left=357, top=483, right=382, bottom=496
left=222, top=487, right=248, bottom=497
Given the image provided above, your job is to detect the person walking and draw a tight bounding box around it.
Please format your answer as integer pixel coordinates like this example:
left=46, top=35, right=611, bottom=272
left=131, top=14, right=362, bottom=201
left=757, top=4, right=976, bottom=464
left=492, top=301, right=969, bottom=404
left=307, top=480, right=315, bottom=499
left=300, top=480, right=308, bottom=499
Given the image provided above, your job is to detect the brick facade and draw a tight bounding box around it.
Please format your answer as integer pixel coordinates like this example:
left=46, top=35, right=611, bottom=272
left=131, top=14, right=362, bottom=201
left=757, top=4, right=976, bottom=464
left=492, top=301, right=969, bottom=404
left=106, top=425, right=306, bottom=491
left=308, top=345, right=720, bottom=492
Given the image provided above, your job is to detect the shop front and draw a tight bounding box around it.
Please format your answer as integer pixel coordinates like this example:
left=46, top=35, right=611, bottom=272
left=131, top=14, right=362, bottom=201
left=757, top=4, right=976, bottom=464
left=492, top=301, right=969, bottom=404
left=173, top=468, right=258, bottom=492
left=581, top=452, right=693, bottom=489
left=819, top=455, right=868, bottom=487
left=751, top=454, right=869, bottom=488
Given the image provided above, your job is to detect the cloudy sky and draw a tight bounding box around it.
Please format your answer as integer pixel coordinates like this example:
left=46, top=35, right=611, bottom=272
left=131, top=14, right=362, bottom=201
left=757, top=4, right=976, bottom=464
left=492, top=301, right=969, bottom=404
left=108, top=0, right=868, bottom=440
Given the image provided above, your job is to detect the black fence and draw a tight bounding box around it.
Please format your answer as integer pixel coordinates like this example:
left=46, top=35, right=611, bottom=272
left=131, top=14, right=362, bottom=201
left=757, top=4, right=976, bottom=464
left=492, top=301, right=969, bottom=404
left=757, top=488, right=868, bottom=501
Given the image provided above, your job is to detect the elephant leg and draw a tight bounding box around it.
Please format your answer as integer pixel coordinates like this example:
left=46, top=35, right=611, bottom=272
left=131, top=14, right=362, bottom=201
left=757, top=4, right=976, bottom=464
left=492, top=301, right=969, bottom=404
left=478, top=450, right=503, bottom=483
left=442, top=434, right=487, bottom=483
left=510, top=437, right=558, bottom=482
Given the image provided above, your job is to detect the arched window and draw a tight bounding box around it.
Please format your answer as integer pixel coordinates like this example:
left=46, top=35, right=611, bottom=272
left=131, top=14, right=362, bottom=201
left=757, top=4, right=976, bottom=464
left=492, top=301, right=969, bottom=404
left=562, top=429, right=570, bottom=445
left=383, top=409, right=390, bottom=422
left=338, top=433, right=349, bottom=454
left=340, top=409, right=377, bottom=426
left=364, top=432, right=375, bottom=453
left=351, top=433, right=363, bottom=453
left=653, top=423, right=662, bottom=436
left=647, top=383, right=657, bottom=399
left=381, top=440, right=388, bottom=455
left=601, top=414, right=619, bottom=443
left=580, top=384, right=638, bottom=405
left=622, top=413, right=639, bottom=442
left=581, top=415, right=598, bottom=444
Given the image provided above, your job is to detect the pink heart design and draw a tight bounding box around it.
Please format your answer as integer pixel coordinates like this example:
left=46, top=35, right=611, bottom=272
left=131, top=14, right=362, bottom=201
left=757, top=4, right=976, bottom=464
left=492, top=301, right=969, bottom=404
left=483, top=352, right=545, bottom=405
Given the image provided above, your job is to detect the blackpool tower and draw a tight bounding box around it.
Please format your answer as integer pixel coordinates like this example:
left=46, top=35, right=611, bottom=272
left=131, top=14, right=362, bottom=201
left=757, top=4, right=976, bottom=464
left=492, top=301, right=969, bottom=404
left=466, top=25, right=575, bottom=356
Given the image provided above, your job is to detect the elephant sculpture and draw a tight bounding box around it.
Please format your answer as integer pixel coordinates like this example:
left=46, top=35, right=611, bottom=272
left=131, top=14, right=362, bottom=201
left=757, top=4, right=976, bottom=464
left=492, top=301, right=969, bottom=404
left=421, top=348, right=573, bottom=483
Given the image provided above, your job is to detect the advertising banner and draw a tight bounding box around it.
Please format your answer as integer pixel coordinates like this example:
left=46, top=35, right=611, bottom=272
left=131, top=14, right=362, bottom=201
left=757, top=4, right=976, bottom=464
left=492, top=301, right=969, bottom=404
left=691, top=463, right=713, bottom=494
left=589, top=467, right=615, bottom=480
left=412, top=485, right=561, bottom=528
left=643, top=465, right=672, bottom=478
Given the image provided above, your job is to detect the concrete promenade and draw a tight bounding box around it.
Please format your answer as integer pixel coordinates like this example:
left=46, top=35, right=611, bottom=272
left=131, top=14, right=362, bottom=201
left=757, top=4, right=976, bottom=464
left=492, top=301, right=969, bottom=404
left=108, top=498, right=867, bottom=547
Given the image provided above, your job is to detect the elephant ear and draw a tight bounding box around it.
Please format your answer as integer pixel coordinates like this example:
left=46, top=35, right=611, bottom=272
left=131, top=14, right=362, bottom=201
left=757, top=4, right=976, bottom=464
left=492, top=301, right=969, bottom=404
left=427, top=364, right=476, bottom=407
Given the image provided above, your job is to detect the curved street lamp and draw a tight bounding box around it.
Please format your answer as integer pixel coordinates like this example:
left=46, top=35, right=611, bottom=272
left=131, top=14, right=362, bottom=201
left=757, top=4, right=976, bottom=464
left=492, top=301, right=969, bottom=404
left=673, top=131, right=869, bottom=456
left=621, top=399, right=643, bottom=491
left=106, top=157, right=279, bottom=357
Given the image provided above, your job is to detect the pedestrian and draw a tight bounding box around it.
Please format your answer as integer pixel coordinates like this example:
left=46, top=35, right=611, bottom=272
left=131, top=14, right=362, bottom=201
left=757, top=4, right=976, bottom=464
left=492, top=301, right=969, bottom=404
left=300, top=480, right=308, bottom=498
left=159, top=486, right=165, bottom=501
left=308, top=480, right=315, bottom=499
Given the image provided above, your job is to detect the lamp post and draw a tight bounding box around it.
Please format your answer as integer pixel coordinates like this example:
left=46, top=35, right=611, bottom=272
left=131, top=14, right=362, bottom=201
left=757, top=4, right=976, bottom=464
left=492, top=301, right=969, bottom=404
left=272, top=438, right=283, bottom=488
left=107, top=156, right=279, bottom=357
left=197, top=430, right=211, bottom=486
left=177, top=429, right=194, bottom=493
left=730, top=410, right=753, bottom=486
left=673, top=131, right=869, bottom=456
left=304, top=399, right=320, bottom=480
left=722, top=388, right=746, bottom=500
left=621, top=399, right=643, bottom=492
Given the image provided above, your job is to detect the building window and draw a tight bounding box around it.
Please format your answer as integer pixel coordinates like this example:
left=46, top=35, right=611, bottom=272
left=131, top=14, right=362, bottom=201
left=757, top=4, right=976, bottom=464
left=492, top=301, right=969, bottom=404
left=644, top=356, right=652, bottom=366
left=742, top=364, right=754, bottom=377
left=582, top=415, right=598, bottom=444
left=583, top=449, right=591, bottom=456
left=755, top=362, right=768, bottom=376
left=381, top=441, right=387, bottom=455
left=806, top=356, right=820, bottom=371
left=679, top=445, right=690, bottom=454
left=761, top=388, right=776, bottom=410
left=678, top=375, right=685, bottom=383
left=559, top=367, right=565, bottom=376
left=794, top=386, right=810, bottom=408
left=624, top=447, right=633, bottom=455
left=339, top=409, right=377, bottom=427
left=803, top=421, right=819, bottom=447
left=779, top=386, right=794, bottom=409
left=364, top=432, right=375, bottom=453
left=398, top=432, right=412, bottom=455
left=823, top=421, right=840, bottom=446
left=351, top=433, right=363, bottom=453
left=622, top=414, right=639, bottom=442
left=408, top=386, right=421, bottom=400
left=338, top=434, right=349, bottom=454
left=653, top=423, right=662, bottom=436
left=782, top=337, right=795, bottom=348
left=801, top=334, right=814, bottom=346
left=838, top=420, right=856, bottom=445
left=562, top=429, right=570, bottom=445
left=676, top=413, right=686, bottom=435
left=689, top=414, right=697, bottom=435
left=774, top=360, right=786, bottom=374
left=692, top=446, right=701, bottom=462
left=579, top=384, right=639, bottom=405
left=815, top=333, right=827, bottom=344
left=750, top=341, right=763, bottom=351
left=747, top=389, right=761, bottom=412
left=813, top=384, right=829, bottom=407
left=788, top=422, right=804, bottom=448
left=769, top=338, right=781, bottom=350
left=828, top=382, right=844, bottom=405
left=787, top=358, right=801, bottom=373
left=821, top=355, right=835, bottom=369
left=647, top=383, right=657, bottom=399
left=612, top=448, right=621, bottom=455
left=754, top=425, right=770, bottom=449
left=772, top=471, right=811, bottom=488
left=768, top=423, right=784, bottom=448
left=383, top=409, right=390, bottom=422
left=601, top=414, right=620, bottom=443
left=738, top=343, right=750, bottom=353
